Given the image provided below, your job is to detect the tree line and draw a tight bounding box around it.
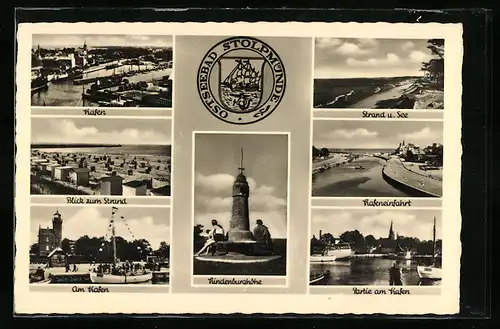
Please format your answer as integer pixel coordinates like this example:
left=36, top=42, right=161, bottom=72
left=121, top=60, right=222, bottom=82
left=311, top=230, right=442, bottom=255
left=30, top=236, right=170, bottom=263
left=312, top=146, right=330, bottom=160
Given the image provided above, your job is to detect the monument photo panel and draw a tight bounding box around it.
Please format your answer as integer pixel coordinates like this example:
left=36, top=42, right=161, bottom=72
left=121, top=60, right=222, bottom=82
left=192, top=132, right=289, bottom=276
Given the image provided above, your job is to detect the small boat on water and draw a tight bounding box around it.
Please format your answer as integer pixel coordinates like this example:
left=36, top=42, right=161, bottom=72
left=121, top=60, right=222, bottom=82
left=417, top=217, right=442, bottom=280
left=309, top=270, right=330, bottom=284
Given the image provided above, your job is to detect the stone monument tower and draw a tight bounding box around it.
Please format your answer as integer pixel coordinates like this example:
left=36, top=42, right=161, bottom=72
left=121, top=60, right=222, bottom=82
left=52, top=210, right=63, bottom=248
left=228, top=148, right=253, bottom=242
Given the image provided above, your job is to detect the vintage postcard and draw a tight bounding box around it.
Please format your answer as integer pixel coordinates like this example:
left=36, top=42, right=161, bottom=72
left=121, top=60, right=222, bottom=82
left=15, top=22, right=462, bottom=315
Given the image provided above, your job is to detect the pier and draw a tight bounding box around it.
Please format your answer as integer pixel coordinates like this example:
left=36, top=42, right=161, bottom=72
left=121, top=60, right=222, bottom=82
left=382, top=158, right=442, bottom=197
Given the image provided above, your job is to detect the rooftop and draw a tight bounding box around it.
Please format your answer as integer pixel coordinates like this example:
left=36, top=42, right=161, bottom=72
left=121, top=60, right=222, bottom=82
left=123, top=180, right=147, bottom=188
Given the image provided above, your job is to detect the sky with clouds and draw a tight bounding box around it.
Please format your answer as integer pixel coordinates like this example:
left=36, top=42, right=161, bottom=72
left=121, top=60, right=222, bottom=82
left=313, top=120, right=443, bottom=149
left=311, top=208, right=442, bottom=241
left=31, top=206, right=171, bottom=249
left=194, top=133, right=288, bottom=239
left=31, top=117, right=171, bottom=145
left=315, top=38, right=440, bottom=78
left=32, top=34, right=173, bottom=48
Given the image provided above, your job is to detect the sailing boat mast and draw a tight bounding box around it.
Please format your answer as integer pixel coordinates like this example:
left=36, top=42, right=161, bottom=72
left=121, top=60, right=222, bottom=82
left=432, top=216, right=436, bottom=264
left=111, top=211, right=117, bottom=268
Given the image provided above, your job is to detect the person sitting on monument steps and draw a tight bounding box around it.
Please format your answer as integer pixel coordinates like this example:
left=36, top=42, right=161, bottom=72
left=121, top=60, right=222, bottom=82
left=253, top=219, right=273, bottom=250
left=195, top=220, right=225, bottom=256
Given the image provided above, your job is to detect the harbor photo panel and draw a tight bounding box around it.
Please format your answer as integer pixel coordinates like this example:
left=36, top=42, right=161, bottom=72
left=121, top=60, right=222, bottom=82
left=31, top=34, right=173, bottom=108
left=29, top=205, right=171, bottom=292
left=311, top=119, right=444, bottom=198
left=309, top=208, right=443, bottom=295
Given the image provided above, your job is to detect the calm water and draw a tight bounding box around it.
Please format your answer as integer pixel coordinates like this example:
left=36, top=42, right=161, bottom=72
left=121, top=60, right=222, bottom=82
left=310, top=258, right=442, bottom=286
left=33, top=145, right=171, bottom=157
left=31, top=66, right=171, bottom=107
left=193, top=256, right=287, bottom=276
left=312, top=156, right=410, bottom=197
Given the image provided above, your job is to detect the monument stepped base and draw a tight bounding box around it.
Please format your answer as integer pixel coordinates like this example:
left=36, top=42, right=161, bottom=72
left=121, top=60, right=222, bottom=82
left=194, top=253, right=281, bottom=264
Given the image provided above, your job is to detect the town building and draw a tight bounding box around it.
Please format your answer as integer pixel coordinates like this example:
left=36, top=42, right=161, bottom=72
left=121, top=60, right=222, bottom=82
left=47, top=248, right=67, bottom=267
left=38, top=210, right=63, bottom=257
left=100, top=173, right=124, bottom=195
left=377, top=221, right=400, bottom=254
left=69, top=167, right=90, bottom=186
left=122, top=180, right=148, bottom=196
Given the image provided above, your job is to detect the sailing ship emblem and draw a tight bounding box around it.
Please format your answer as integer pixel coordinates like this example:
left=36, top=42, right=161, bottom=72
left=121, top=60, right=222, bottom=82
left=219, top=58, right=265, bottom=113
left=197, top=36, right=286, bottom=125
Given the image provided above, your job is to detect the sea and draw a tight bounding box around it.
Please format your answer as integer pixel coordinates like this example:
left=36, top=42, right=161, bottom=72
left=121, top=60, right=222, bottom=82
left=313, top=77, right=417, bottom=108
left=310, top=258, right=442, bottom=286
left=32, top=144, right=171, bottom=157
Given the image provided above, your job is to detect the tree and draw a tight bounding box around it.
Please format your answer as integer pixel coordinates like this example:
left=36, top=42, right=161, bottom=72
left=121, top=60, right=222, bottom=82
left=61, top=238, right=71, bottom=254
left=157, top=241, right=170, bottom=259
left=340, top=230, right=366, bottom=252
left=30, top=243, right=40, bottom=255
left=420, top=39, right=444, bottom=85
left=193, top=224, right=205, bottom=252
left=312, top=146, right=321, bottom=159
left=365, top=235, right=378, bottom=247
left=320, top=148, right=330, bottom=158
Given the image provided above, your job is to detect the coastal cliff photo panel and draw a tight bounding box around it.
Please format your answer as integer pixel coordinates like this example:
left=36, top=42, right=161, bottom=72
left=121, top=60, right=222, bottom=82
left=192, top=133, right=289, bottom=277
left=29, top=205, right=170, bottom=287
left=31, top=34, right=173, bottom=108
left=314, top=38, right=444, bottom=109
left=309, top=208, right=443, bottom=288
left=30, top=117, right=172, bottom=197
left=312, top=120, right=444, bottom=198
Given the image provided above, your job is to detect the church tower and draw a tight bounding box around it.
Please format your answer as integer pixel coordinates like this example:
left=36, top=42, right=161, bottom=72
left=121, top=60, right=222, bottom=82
left=228, top=148, right=253, bottom=242
left=52, top=210, right=63, bottom=248
left=388, top=221, right=395, bottom=240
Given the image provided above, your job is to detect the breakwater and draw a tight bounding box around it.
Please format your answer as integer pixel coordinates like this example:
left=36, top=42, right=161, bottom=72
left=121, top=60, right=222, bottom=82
left=382, top=158, right=442, bottom=197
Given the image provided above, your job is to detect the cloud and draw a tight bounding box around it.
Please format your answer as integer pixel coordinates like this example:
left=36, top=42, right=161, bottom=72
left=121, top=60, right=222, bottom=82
left=31, top=207, right=170, bottom=249
left=356, top=38, right=379, bottom=48
left=315, top=38, right=342, bottom=50
left=328, top=128, right=379, bottom=139
left=336, top=42, right=371, bottom=56
left=409, top=50, right=432, bottom=62
left=32, top=119, right=170, bottom=145
left=33, top=34, right=173, bottom=48
left=194, top=173, right=287, bottom=238
left=401, top=41, right=415, bottom=51
left=397, top=127, right=442, bottom=146
left=346, top=53, right=401, bottom=67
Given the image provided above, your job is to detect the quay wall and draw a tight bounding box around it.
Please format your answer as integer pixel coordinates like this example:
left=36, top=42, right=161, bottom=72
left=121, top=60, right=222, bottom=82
left=382, top=159, right=442, bottom=197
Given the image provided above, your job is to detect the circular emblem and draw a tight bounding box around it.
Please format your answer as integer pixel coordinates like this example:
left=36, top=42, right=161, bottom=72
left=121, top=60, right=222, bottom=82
left=197, top=36, right=286, bottom=125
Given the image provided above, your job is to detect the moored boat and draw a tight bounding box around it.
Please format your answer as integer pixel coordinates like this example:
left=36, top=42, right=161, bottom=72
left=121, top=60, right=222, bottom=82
left=310, top=241, right=353, bottom=263
left=309, top=270, right=330, bottom=284
left=417, top=216, right=442, bottom=280
left=90, top=271, right=152, bottom=284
